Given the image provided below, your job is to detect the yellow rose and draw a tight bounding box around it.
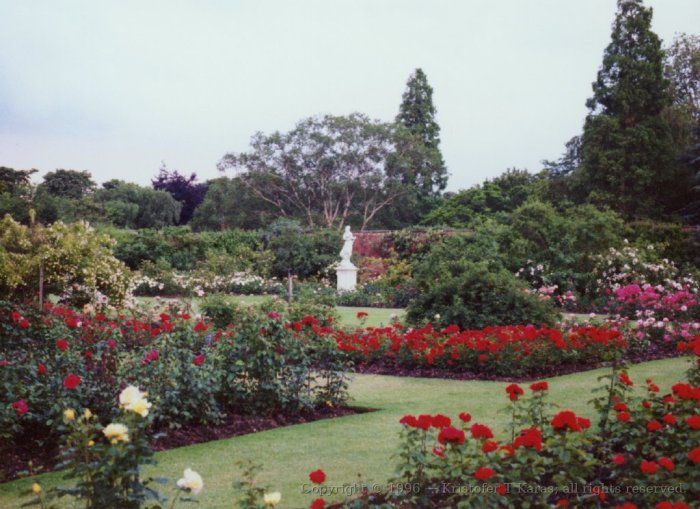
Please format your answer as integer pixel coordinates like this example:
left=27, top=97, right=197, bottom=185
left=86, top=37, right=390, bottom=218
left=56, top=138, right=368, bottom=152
left=83, top=409, right=92, bottom=419
left=119, top=385, right=145, bottom=407
left=102, top=423, right=129, bottom=443
left=176, top=468, right=203, bottom=495
left=87, top=440, right=95, bottom=447
left=263, top=492, right=281, bottom=506
left=31, top=483, right=41, bottom=494
left=63, top=409, right=75, bottom=421
left=128, top=397, right=152, bottom=417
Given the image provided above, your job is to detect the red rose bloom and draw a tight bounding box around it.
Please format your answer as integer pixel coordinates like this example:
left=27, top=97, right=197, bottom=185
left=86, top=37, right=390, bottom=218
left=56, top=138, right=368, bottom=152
left=689, top=446, right=700, bottom=463
left=643, top=400, right=652, bottom=409
left=613, top=402, right=628, bottom=412
left=685, top=415, right=700, bottom=429
left=107, top=339, right=117, bottom=349
left=551, top=410, right=585, bottom=432
left=416, top=414, right=433, bottom=430
left=505, top=384, right=524, bottom=401
left=400, top=415, right=418, bottom=427
left=655, top=502, right=690, bottom=509
left=432, top=446, right=445, bottom=458
left=617, top=412, right=631, bottom=422
left=530, top=381, right=548, bottom=392
left=438, top=426, right=466, bottom=445
left=613, top=454, right=625, bottom=465
left=496, top=484, right=507, bottom=495
left=194, top=321, right=208, bottom=332
left=614, top=503, right=637, bottom=509
left=12, top=400, right=28, bottom=415
left=179, top=313, right=191, bottom=320
left=647, top=420, right=663, bottom=432
left=356, top=311, right=368, bottom=319
left=309, top=469, right=326, bottom=484
left=310, top=498, right=326, bottom=509
left=482, top=440, right=498, bottom=453
left=557, top=500, right=570, bottom=507
left=658, top=457, right=674, bottom=471
left=56, top=339, right=68, bottom=351
left=514, top=427, right=542, bottom=451
left=662, top=413, right=677, bottom=425
left=470, top=423, right=494, bottom=439
left=37, top=363, right=46, bottom=375
left=458, top=412, right=472, bottom=423
left=63, top=373, right=81, bottom=390
left=473, top=467, right=496, bottom=481
left=193, top=354, right=206, bottom=366
left=640, top=460, right=658, bottom=474
left=268, top=311, right=281, bottom=320
left=431, top=414, right=452, bottom=428
left=618, top=373, right=634, bottom=386
left=19, top=318, right=30, bottom=329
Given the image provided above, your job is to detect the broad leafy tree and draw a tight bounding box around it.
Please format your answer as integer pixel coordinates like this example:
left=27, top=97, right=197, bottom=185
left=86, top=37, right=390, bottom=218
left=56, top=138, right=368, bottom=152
left=219, top=113, right=416, bottom=230
left=152, top=166, right=208, bottom=225
left=96, top=180, right=181, bottom=229
left=40, top=169, right=96, bottom=199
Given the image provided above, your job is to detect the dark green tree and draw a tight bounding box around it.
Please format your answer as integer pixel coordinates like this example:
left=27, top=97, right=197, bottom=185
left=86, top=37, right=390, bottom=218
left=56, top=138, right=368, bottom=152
left=576, top=0, right=680, bottom=219
left=395, top=68, right=447, bottom=194
left=39, top=169, right=96, bottom=199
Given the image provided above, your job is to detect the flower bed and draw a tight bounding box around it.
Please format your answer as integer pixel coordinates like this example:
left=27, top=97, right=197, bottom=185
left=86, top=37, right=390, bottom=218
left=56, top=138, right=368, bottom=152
left=334, top=323, right=630, bottom=377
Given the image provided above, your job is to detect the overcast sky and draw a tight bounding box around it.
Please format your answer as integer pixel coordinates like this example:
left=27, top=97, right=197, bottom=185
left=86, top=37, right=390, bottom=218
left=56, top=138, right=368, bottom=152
left=1, top=0, right=699, bottom=192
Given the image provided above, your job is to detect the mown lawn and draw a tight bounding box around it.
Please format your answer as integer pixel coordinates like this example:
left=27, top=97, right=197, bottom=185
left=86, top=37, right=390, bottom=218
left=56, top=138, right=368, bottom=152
left=0, top=357, right=690, bottom=509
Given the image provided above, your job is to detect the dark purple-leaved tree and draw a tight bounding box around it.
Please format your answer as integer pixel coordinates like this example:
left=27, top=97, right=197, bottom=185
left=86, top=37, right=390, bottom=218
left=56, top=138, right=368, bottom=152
left=151, top=165, right=208, bottom=225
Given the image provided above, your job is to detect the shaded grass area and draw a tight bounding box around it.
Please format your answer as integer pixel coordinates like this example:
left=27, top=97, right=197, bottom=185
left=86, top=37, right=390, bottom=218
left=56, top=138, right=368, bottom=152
left=136, top=295, right=404, bottom=328
left=0, top=357, right=690, bottom=508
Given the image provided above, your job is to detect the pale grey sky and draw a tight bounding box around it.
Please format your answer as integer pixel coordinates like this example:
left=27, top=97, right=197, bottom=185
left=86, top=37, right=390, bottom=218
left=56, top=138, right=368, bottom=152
left=1, top=0, right=698, bottom=191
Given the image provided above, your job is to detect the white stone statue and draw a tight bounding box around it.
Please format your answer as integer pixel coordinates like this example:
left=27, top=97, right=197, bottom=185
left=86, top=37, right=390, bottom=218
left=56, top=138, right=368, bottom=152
left=339, top=225, right=355, bottom=266
left=336, top=225, right=357, bottom=291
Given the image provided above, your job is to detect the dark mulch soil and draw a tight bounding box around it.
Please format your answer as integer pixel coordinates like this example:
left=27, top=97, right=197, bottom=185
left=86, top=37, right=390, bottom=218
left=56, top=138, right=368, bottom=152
left=0, top=406, right=365, bottom=483
left=351, top=347, right=686, bottom=383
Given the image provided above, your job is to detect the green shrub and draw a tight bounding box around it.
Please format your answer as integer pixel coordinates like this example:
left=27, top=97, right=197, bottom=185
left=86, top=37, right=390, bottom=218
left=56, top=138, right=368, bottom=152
left=406, top=236, right=560, bottom=329
left=199, top=294, right=246, bottom=329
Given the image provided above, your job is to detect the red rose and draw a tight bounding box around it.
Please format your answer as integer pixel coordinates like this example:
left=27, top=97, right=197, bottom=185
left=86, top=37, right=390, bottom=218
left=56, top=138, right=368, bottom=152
left=310, top=498, right=326, bottom=509
left=56, top=339, right=68, bottom=351
left=613, top=402, right=628, bottom=412
left=470, top=423, right=494, bottom=439
left=655, top=502, right=690, bottom=509
left=12, top=400, right=28, bottom=415
left=577, top=417, right=591, bottom=429
left=438, top=426, right=466, bottom=445
left=658, top=457, right=674, bottom=471
left=194, top=321, right=208, bottom=332
left=640, top=460, right=658, bottom=474
left=657, top=413, right=675, bottom=426
left=647, top=420, right=663, bottom=432
left=530, top=381, right=548, bottom=392
left=482, top=440, right=498, bottom=453
left=159, top=313, right=171, bottom=322
left=647, top=383, right=660, bottom=393
left=179, top=313, right=191, bottom=320
left=19, top=318, right=30, bottom=329
left=432, top=446, right=445, bottom=458
left=309, top=469, right=326, bottom=484
left=614, top=503, right=636, bottom=509
left=643, top=400, right=652, bottom=409
left=473, top=467, right=495, bottom=481
left=685, top=415, right=700, bottom=429
left=513, top=427, right=542, bottom=451
left=613, top=454, right=625, bottom=465
left=458, top=412, right=472, bottom=423
left=496, top=483, right=507, bottom=495
left=63, top=373, right=81, bottom=390
left=551, top=410, right=585, bottom=432
left=618, top=373, right=634, bottom=386
left=268, top=311, right=281, bottom=320
left=557, top=500, right=569, bottom=507
left=689, top=446, right=700, bottom=463
left=431, top=414, right=452, bottom=428
left=107, top=339, right=117, bottom=349
left=84, top=351, right=93, bottom=361
left=399, top=415, right=418, bottom=427
left=193, top=354, right=206, bottom=366
left=617, top=412, right=631, bottom=422
left=37, top=363, right=46, bottom=375
left=10, top=311, right=21, bottom=321
left=356, top=311, right=368, bottom=319
left=505, top=384, right=524, bottom=401
left=65, top=318, right=79, bottom=328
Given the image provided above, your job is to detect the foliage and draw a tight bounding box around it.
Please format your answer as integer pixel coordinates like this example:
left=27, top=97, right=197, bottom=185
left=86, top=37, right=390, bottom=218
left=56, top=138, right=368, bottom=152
left=219, top=113, right=426, bottom=229
left=95, top=180, right=181, bottom=229
left=152, top=166, right=209, bottom=225
left=263, top=219, right=341, bottom=279
left=575, top=0, right=681, bottom=219
left=0, top=215, right=132, bottom=306
left=405, top=235, right=560, bottom=330
left=39, top=169, right=96, bottom=200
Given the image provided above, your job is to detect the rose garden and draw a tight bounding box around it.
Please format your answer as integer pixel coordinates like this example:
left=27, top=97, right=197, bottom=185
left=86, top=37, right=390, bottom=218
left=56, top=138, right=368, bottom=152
left=2, top=1, right=700, bottom=508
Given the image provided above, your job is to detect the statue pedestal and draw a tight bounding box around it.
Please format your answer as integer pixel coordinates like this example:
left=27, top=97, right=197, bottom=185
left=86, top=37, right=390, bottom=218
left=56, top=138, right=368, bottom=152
left=336, top=263, right=358, bottom=292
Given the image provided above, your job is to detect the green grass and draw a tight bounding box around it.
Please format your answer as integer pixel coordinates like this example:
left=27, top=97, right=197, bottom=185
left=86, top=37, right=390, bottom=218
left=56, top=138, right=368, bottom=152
left=136, top=295, right=404, bottom=328
left=0, top=357, right=691, bottom=509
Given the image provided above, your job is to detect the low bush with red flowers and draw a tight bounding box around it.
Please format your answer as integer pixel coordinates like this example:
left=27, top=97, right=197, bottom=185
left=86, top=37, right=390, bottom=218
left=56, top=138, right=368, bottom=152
left=335, top=357, right=700, bottom=508
left=334, top=322, right=630, bottom=376
left=0, top=299, right=351, bottom=471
